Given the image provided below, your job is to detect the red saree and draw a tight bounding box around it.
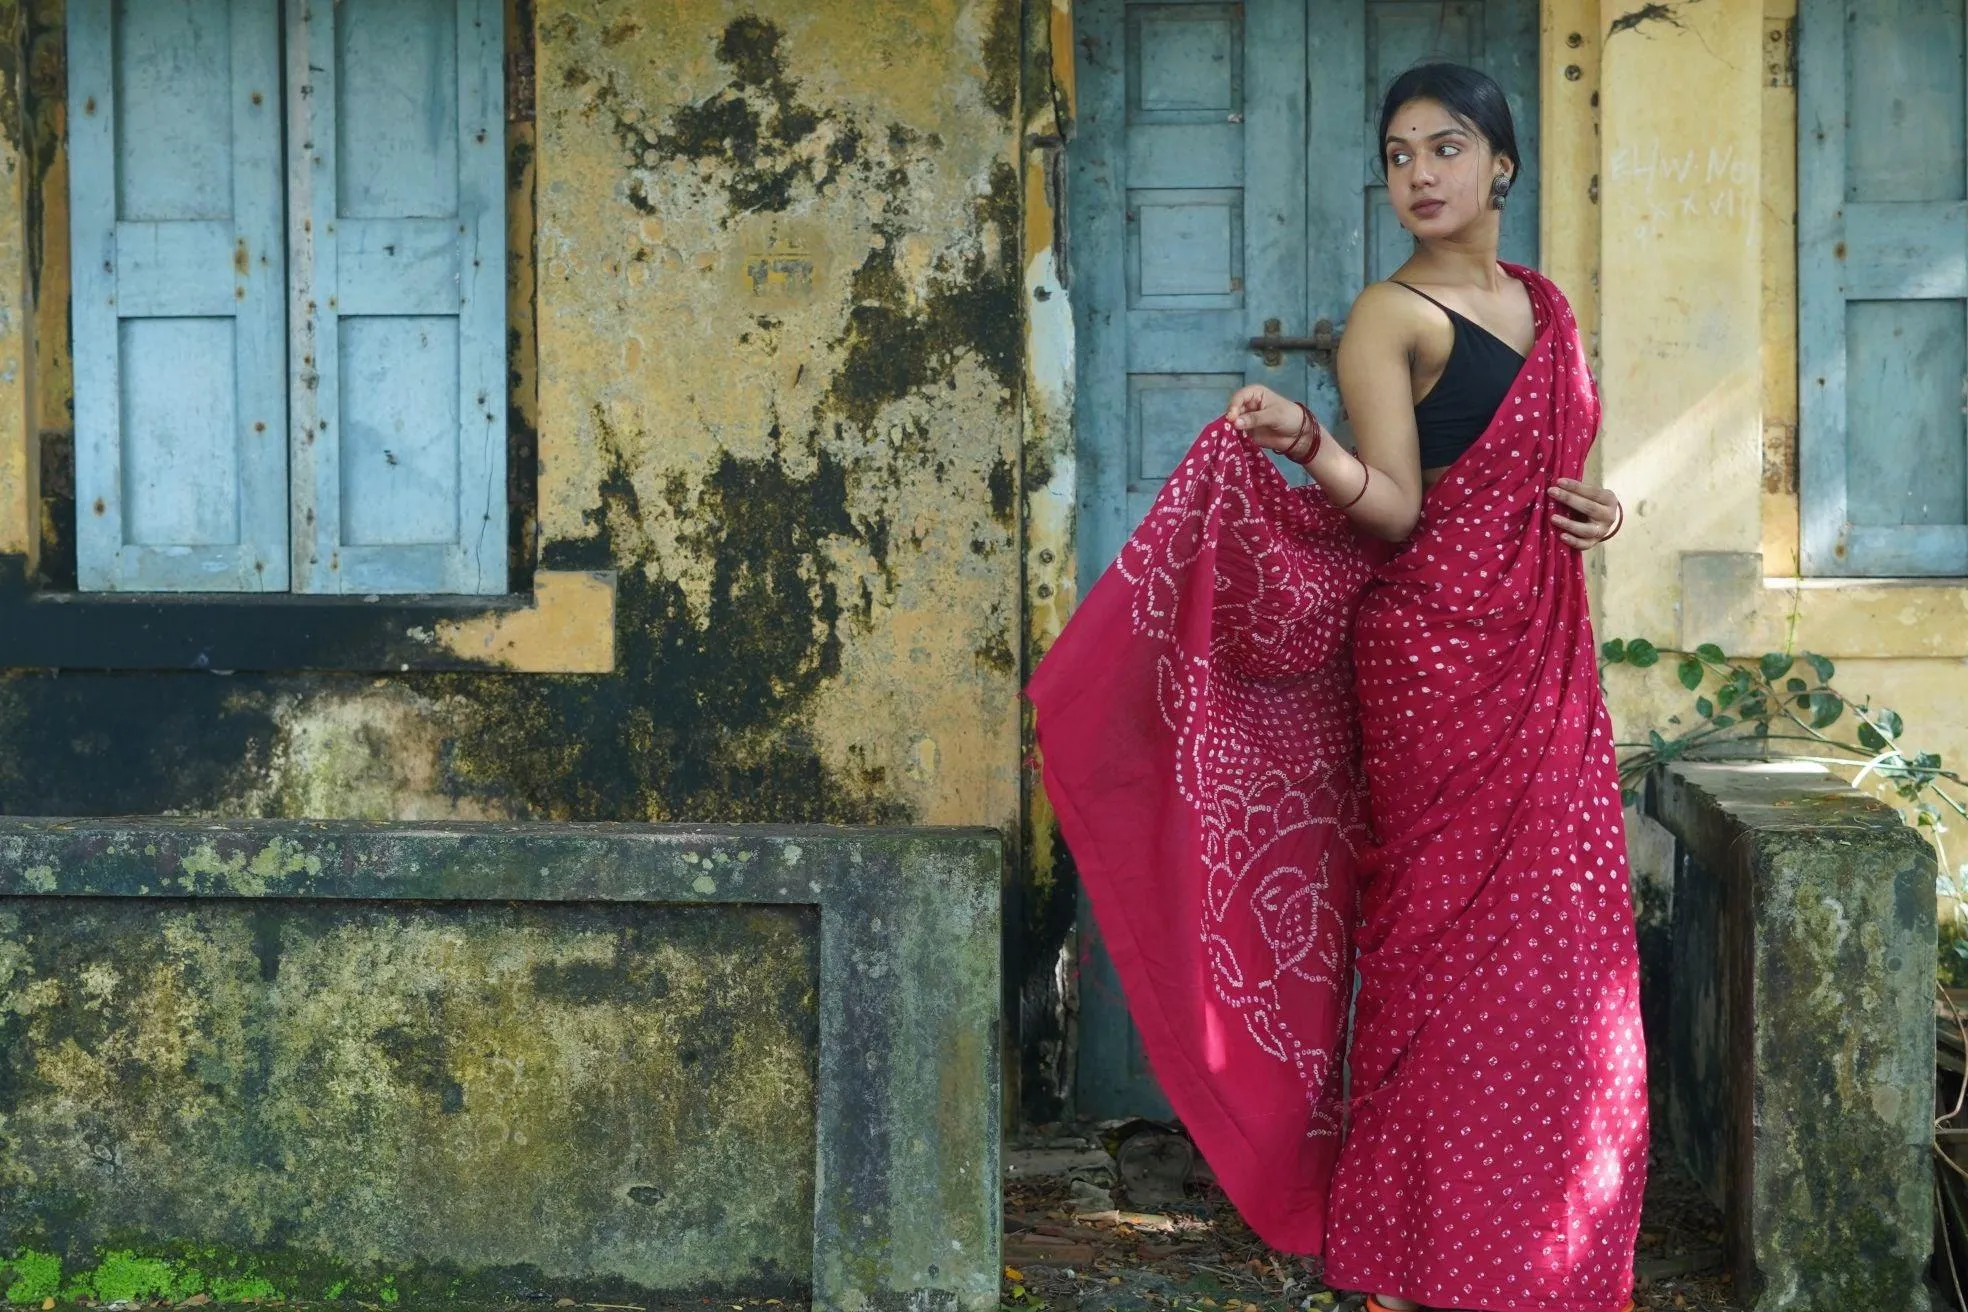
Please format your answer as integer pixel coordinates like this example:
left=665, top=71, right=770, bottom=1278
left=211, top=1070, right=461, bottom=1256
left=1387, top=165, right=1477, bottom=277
left=1028, top=266, right=1647, bottom=1311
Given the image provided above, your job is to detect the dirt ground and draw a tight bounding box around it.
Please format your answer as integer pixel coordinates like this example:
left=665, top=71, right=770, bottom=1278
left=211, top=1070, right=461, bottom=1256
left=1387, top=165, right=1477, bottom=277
left=1002, top=1134, right=1738, bottom=1312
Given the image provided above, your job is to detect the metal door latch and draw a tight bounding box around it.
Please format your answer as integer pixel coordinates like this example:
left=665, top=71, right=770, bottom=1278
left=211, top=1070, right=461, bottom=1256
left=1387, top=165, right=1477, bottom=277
left=1249, top=317, right=1340, bottom=368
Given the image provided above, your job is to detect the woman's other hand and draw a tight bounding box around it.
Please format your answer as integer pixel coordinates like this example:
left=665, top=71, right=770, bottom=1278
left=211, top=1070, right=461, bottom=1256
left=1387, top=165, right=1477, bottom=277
left=1547, top=478, right=1622, bottom=550
left=1223, top=384, right=1311, bottom=456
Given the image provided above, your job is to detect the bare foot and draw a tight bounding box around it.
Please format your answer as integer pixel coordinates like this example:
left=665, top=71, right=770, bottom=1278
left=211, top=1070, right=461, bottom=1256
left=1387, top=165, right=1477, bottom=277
left=1371, top=1298, right=1421, bottom=1312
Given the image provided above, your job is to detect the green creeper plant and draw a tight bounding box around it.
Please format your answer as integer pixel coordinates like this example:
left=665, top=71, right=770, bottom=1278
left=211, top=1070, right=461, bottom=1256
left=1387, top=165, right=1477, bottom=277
left=1601, top=638, right=1968, bottom=974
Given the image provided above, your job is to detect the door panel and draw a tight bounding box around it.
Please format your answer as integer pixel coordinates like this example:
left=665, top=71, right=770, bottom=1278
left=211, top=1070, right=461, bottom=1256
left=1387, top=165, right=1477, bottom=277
left=287, top=0, right=508, bottom=596
left=1067, top=0, right=1536, bottom=1121
left=68, top=0, right=288, bottom=592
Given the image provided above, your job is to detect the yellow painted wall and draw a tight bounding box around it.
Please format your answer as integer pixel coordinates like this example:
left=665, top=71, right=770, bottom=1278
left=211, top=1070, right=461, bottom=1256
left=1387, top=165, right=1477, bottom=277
left=1558, top=0, right=1968, bottom=880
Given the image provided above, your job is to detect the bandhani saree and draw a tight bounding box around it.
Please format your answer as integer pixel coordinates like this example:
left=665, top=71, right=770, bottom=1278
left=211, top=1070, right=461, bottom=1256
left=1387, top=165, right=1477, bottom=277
left=1027, top=266, right=1648, bottom=1311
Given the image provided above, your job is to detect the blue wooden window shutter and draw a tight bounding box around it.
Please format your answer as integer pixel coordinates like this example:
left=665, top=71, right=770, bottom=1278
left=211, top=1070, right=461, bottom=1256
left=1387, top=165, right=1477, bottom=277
left=1799, top=0, right=1968, bottom=576
left=288, top=0, right=508, bottom=595
left=68, top=0, right=289, bottom=592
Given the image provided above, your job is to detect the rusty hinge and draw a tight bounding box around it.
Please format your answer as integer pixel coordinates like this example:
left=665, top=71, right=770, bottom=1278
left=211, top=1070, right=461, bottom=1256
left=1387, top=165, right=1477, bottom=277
left=1765, top=18, right=1794, bottom=88
left=506, top=46, right=535, bottom=123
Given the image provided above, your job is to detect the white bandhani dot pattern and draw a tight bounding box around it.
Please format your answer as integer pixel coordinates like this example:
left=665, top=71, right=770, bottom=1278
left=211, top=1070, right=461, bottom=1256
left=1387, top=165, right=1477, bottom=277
left=1321, top=272, right=1648, bottom=1311
left=1029, top=266, right=1647, bottom=1296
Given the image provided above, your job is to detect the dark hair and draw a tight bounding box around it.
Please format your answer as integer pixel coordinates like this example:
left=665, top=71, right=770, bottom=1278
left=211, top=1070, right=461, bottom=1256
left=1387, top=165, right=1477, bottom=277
left=1375, top=62, right=1520, bottom=178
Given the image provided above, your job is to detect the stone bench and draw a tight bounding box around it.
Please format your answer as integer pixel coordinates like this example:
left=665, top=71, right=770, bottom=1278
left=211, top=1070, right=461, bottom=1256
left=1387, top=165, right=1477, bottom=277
left=0, top=820, right=1002, bottom=1311
left=1632, top=762, right=1936, bottom=1308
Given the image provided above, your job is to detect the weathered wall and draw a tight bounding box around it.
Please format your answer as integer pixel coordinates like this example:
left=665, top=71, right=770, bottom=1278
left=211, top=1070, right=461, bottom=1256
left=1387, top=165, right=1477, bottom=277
left=0, top=0, right=1024, bottom=843
left=0, top=819, right=1004, bottom=1308
left=1559, top=0, right=1968, bottom=851
left=2, top=899, right=818, bottom=1299
left=1014, top=0, right=1079, bottom=1124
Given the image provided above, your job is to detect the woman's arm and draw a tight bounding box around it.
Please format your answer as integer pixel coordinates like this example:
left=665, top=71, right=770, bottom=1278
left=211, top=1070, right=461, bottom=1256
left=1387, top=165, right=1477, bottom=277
left=1320, top=284, right=1427, bottom=541
left=1224, top=284, right=1427, bottom=542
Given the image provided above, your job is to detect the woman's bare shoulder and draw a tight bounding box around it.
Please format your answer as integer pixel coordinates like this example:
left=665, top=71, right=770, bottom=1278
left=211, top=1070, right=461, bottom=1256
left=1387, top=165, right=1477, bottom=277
left=1341, top=281, right=1430, bottom=349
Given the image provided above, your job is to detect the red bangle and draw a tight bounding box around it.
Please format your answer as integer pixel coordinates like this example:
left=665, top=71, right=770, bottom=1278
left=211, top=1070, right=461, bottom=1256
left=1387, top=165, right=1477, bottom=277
left=1286, top=402, right=1323, bottom=464
left=1603, top=498, right=1624, bottom=542
left=1337, top=457, right=1371, bottom=510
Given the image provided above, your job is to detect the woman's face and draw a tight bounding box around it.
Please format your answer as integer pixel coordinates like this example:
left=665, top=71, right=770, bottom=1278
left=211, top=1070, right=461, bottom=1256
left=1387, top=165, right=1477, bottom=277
left=1382, top=97, right=1508, bottom=239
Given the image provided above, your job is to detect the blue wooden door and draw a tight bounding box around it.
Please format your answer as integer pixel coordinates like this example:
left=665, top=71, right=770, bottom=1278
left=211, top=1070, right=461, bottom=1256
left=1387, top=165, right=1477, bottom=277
left=1799, top=0, right=1968, bottom=576
left=1067, top=0, right=1537, bottom=1120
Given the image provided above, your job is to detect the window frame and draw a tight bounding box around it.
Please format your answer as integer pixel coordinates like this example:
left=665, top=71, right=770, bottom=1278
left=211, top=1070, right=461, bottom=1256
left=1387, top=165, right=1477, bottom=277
left=0, top=0, right=612, bottom=675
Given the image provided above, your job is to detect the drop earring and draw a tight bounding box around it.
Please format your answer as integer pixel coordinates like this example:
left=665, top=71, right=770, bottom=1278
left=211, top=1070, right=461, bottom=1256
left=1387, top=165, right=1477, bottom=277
left=1490, top=173, right=1513, bottom=210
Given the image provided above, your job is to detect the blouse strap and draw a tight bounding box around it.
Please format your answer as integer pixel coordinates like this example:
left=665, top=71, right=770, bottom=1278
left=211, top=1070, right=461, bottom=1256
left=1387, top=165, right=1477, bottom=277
left=1389, top=280, right=1459, bottom=318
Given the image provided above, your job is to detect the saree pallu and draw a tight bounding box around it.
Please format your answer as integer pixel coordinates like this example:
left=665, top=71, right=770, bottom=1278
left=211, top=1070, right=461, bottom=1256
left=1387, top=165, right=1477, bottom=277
left=1027, top=266, right=1647, bottom=1312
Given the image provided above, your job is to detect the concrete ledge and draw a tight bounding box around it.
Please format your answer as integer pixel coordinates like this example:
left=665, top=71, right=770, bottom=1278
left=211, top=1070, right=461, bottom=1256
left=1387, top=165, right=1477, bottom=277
left=1647, top=762, right=1935, bottom=1309
left=0, top=820, right=1002, bottom=1311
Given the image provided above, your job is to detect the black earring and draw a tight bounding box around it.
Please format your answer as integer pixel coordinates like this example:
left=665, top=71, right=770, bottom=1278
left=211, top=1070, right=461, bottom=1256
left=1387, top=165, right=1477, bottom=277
left=1490, top=173, right=1513, bottom=209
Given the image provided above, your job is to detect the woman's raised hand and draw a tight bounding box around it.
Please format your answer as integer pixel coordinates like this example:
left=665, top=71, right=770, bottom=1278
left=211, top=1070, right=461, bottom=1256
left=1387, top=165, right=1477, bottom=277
left=1223, top=384, right=1312, bottom=456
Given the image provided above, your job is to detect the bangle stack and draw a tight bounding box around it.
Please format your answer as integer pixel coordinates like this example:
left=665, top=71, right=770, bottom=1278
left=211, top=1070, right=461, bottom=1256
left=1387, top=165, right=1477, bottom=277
left=1285, top=402, right=1323, bottom=464
left=1283, top=399, right=1373, bottom=512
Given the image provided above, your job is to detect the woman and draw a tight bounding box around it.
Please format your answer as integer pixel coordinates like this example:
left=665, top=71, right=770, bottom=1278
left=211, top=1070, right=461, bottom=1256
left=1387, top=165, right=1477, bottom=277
left=1028, top=63, right=1647, bottom=1312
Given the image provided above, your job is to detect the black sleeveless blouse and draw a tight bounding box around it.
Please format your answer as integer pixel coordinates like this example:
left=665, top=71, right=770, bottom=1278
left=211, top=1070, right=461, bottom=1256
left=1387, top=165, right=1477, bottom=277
left=1394, top=281, right=1527, bottom=470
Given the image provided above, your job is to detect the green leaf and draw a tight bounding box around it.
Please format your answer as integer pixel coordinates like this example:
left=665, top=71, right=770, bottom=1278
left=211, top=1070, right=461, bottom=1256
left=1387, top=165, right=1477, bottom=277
left=1805, top=652, right=1835, bottom=684
left=1753, top=719, right=1771, bottom=738
left=1695, top=696, right=1714, bottom=719
left=1600, top=638, right=1626, bottom=663
left=1677, top=658, right=1703, bottom=690
left=1695, top=642, right=1727, bottom=664
left=1809, top=691, right=1843, bottom=729
left=1627, top=638, right=1660, bottom=668
left=1620, top=788, right=1641, bottom=809
left=1759, top=651, right=1794, bottom=681
left=1648, top=728, right=1669, bottom=752
left=1716, top=684, right=1738, bottom=710
left=1785, top=677, right=1808, bottom=694
left=1880, top=708, right=1904, bottom=738
left=1711, top=715, right=1736, bottom=728
left=1859, top=721, right=1887, bottom=751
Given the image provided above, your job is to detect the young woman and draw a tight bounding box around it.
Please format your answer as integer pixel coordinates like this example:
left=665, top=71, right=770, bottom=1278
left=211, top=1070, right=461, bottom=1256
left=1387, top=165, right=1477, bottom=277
left=1030, top=63, right=1647, bottom=1312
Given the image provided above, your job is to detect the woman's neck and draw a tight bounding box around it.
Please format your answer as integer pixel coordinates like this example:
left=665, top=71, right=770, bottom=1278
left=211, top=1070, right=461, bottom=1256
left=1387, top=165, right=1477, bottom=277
left=1402, top=237, right=1505, bottom=290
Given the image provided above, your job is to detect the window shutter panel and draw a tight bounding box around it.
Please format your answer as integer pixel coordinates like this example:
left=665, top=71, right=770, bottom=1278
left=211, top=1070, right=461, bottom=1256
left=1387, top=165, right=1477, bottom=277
left=288, top=0, right=508, bottom=595
left=68, top=0, right=287, bottom=592
left=1799, top=0, right=1968, bottom=576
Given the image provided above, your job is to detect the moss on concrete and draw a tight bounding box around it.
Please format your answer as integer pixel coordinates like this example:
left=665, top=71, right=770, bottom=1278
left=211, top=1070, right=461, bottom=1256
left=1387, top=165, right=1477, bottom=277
left=0, top=900, right=818, bottom=1297
left=1653, top=763, right=1936, bottom=1305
